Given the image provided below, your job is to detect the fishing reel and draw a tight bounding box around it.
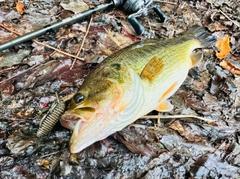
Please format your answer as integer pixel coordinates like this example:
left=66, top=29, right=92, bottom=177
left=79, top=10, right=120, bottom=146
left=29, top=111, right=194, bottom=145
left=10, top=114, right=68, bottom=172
left=114, top=0, right=167, bottom=35
left=0, top=0, right=167, bottom=51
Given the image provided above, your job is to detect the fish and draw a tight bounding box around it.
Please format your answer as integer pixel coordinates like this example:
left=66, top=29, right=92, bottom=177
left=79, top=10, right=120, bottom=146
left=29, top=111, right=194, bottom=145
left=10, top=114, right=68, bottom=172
left=60, top=25, right=216, bottom=153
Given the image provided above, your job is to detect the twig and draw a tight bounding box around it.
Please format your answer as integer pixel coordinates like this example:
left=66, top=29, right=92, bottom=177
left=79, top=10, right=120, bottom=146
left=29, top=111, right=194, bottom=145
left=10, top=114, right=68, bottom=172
left=0, top=66, right=16, bottom=74
left=141, top=114, right=216, bottom=124
left=70, top=16, right=93, bottom=70
left=0, top=23, right=84, bottom=61
left=40, top=149, right=67, bottom=158
left=154, top=0, right=177, bottom=5
left=0, top=23, right=21, bottom=36
left=218, top=9, right=240, bottom=28
left=35, top=40, right=84, bottom=61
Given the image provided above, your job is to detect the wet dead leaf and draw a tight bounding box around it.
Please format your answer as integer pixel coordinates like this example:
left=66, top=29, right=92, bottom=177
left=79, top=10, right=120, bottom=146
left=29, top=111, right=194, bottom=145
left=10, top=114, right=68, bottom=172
left=180, top=92, right=209, bottom=111
left=207, top=21, right=228, bottom=32
left=0, top=50, right=30, bottom=68
left=0, top=28, right=16, bottom=44
left=105, top=28, right=134, bottom=49
left=115, top=125, right=166, bottom=158
left=6, top=128, right=37, bottom=156
left=202, top=92, right=221, bottom=111
left=190, top=150, right=240, bottom=178
left=182, top=6, right=201, bottom=25
left=23, top=60, right=60, bottom=89
left=1, top=83, right=14, bottom=95
left=169, top=120, right=206, bottom=143
left=50, top=157, right=60, bottom=173
left=60, top=1, right=89, bottom=14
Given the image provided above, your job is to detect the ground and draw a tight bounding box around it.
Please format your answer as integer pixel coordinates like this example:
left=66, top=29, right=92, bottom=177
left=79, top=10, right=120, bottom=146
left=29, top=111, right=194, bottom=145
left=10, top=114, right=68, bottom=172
left=0, top=0, right=240, bottom=178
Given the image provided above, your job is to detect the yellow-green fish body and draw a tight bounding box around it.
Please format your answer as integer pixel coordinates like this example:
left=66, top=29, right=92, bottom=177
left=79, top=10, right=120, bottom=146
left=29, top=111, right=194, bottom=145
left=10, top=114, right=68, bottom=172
left=61, top=25, right=216, bottom=153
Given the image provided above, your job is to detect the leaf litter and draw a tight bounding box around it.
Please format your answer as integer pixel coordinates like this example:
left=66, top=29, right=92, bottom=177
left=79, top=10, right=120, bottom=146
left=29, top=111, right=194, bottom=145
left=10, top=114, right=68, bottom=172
left=0, top=0, right=240, bottom=178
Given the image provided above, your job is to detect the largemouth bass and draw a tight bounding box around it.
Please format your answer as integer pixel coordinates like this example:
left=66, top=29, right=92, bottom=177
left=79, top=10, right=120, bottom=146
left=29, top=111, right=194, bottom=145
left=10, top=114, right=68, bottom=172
left=61, top=25, right=216, bottom=153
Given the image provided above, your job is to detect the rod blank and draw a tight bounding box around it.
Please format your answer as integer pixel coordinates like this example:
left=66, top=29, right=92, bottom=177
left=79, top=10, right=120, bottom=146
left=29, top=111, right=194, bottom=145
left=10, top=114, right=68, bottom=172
left=0, top=2, right=114, bottom=52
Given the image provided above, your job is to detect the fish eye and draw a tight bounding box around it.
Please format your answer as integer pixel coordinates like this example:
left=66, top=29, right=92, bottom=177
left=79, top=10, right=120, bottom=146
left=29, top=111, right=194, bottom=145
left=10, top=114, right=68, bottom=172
left=74, top=93, right=84, bottom=103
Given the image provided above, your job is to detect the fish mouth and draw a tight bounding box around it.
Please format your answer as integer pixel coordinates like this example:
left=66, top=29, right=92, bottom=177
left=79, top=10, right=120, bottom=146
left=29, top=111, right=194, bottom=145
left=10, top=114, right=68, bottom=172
left=60, top=107, right=96, bottom=130
left=60, top=104, right=118, bottom=153
left=69, top=110, right=117, bottom=153
left=61, top=106, right=103, bottom=154
left=61, top=112, right=96, bottom=153
left=60, top=112, right=81, bottom=130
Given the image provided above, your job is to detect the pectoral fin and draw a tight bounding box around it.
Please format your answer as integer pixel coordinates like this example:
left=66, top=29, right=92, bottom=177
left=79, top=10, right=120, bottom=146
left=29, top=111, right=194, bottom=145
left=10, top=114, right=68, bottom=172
left=155, top=100, right=174, bottom=112
left=190, top=51, right=203, bottom=67
left=140, top=56, right=164, bottom=82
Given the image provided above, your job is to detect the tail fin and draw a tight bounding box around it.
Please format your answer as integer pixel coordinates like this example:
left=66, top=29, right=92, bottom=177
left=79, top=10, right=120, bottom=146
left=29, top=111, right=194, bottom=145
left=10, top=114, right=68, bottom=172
left=185, top=25, right=217, bottom=48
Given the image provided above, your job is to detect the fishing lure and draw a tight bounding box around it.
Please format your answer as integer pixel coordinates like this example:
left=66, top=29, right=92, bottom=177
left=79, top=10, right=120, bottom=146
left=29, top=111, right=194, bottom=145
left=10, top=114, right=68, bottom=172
left=37, top=93, right=66, bottom=137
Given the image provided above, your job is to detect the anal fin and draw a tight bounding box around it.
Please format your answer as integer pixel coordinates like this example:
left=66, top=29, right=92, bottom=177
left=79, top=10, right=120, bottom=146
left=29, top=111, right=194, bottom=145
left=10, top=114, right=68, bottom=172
left=190, top=51, right=203, bottom=67
left=155, top=100, right=174, bottom=112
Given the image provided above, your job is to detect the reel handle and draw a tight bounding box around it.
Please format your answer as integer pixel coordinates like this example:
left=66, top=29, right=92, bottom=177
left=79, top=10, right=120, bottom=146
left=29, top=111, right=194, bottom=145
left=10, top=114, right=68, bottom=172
left=153, top=5, right=167, bottom=22
left=128, top=16, right=145, bottom=35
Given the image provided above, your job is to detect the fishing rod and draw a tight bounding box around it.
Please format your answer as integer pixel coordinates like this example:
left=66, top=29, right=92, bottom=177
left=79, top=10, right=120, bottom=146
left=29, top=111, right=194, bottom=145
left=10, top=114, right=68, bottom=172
left=0, top=0, right=167, bottom=52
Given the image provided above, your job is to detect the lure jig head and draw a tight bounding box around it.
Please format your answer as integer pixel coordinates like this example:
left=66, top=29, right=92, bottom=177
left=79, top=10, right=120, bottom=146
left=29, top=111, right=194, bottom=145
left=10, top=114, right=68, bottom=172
left=37, top=93, right=66, bottom=137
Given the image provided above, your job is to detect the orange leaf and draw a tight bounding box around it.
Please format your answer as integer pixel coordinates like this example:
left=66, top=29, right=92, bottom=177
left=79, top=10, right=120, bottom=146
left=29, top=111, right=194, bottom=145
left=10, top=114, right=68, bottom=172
left=16, top=1, right=25, bottom=15
left=215, top=35, right=231, bottom=60
left=220, top=60, right=240, bottom=75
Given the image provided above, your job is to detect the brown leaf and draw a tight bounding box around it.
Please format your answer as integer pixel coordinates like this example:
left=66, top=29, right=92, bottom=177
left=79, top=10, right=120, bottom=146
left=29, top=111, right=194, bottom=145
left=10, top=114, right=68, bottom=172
left=207, top=21, right=228, bottom=32
left=180, top=92, right=209, bottom=111
left=169, top=121, right=207, bottom=144
left=23, top=60, right=60, bottom=89
left=7, top=128, right=37, bottom=156
left=220, top=60, right=240, bottom=75
left=104, top=28, right=134, bottom=49
left=1, top=83, right=14, bottom=95
left=37, top=159, right=50, bottom=169
left=115, top=125, right=166, bottom=159
left=16, top=1, right=25, bottom=15
left=60, top=1, right=89, bottom=14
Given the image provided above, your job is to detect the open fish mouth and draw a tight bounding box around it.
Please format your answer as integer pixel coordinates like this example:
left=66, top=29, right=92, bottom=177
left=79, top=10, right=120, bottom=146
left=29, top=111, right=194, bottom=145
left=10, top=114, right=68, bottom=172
left=69, top=111, right=114, bottom=153
left=61, top=107, right=96, bottom=130
left=60, top=113, right=81, bottom=130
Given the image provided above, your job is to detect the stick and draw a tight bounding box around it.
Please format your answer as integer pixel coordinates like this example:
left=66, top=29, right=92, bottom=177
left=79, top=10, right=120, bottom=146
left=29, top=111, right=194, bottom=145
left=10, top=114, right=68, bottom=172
left=218, top=9, right=240, bottom=28
left=141, top=114, right=216, bottom=125
left=70, top=16, right=93, bottom=69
